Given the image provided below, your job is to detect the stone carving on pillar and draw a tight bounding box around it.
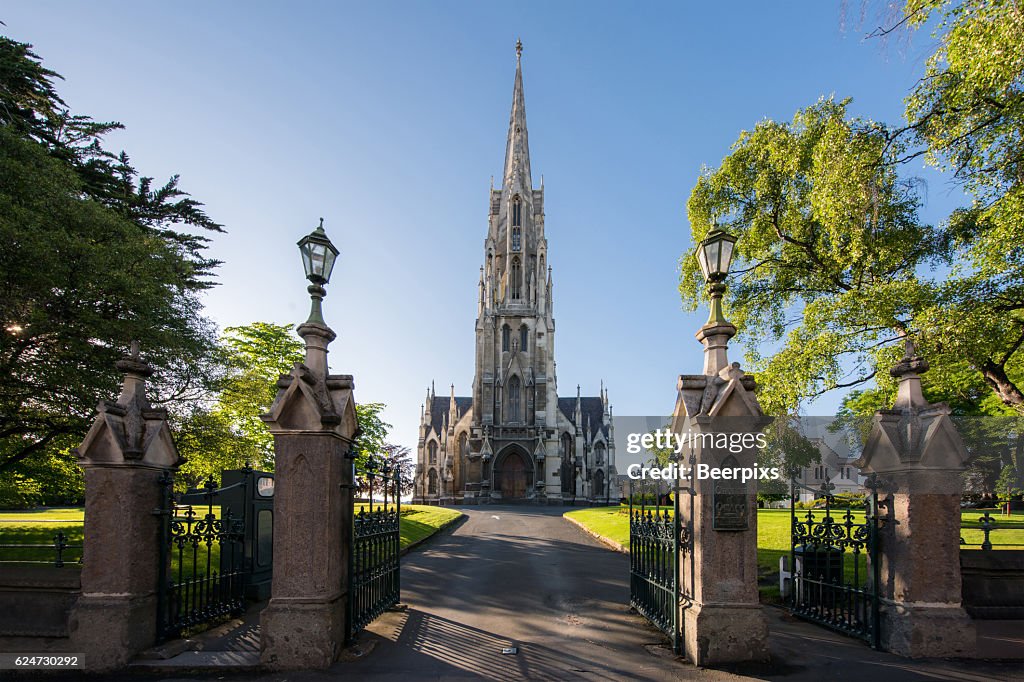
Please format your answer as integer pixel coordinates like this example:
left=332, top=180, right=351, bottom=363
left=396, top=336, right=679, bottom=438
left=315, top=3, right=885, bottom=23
left=670, top=282, right=771, bottom=665
left=854, top=339, right=976, bottom=657
left=69, top=342, right=182, bottom=671
left=259, top=314, right=358, bottom=669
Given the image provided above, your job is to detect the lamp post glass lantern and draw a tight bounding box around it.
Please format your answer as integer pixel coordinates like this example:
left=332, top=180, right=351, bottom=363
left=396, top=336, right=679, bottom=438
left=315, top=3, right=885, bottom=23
left=297, top=218, right=339, bottom=326
left=298, top=218, right=339, bottom=285
left=695, top=228, right=737, bottom=325
left=696, top=228, right=737, bottom=284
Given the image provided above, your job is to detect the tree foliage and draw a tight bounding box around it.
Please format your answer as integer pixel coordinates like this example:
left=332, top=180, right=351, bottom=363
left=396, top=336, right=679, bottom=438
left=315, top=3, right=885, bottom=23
left=174, top=323, right=303, bottom=487
left=0, top=36, right=223, bottom=477
left=683, top=0, right=1024, bottom=418
left=900, top=0, right=1024, bottom=410
left=683, top=98, right=953, bottom=415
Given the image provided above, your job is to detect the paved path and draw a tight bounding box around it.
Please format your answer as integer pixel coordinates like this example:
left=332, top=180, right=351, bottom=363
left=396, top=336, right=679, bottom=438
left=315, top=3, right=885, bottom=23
left=122, top=506, right=1022, bottom=681
left=349, top=505, right=691, bottom=681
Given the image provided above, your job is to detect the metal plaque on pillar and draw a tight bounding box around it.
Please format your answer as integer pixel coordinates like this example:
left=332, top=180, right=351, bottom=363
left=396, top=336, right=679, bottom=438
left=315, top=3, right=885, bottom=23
left=712, top=456, right=749, bottom=531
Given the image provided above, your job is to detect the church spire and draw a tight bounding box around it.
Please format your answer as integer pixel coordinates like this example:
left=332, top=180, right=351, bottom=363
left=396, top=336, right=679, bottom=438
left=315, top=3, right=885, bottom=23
left=502, top=39, right=532, bottom=194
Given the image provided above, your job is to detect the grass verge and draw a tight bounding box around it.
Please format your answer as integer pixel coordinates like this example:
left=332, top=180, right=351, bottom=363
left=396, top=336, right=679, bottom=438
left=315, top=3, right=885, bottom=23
left=565, top=505, right=1024, bottom=602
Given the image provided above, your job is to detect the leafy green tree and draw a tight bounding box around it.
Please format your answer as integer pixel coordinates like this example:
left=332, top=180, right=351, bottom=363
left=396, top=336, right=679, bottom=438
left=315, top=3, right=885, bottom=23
left=757, top=420, right=822, bottom=503
left=683, top=1, right=1024, bottom=418
left=683, top=96, right=1021, bottom=418
left=995, top=463, right=1023, bottom=509
left=353, top=402, right=392, bottom=469
left=175, top=323, right=302, bottom=486
left=0, top=36, right=222, bottom=478
left=683, top=98, right=944, bottom=415
left=897, top=0, right=1024, bottom=409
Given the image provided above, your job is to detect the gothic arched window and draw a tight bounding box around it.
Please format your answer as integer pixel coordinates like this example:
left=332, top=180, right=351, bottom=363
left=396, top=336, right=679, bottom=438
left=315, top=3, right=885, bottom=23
left=428, top=468, right=439, bottom=495
left=595, top=442, right=606, bottom=467
left=501, top=324, right=510, bottom=352
left=512, top=195, right=522, bottom=227
left=510, top=258, right=522, bottom=300
left=507, top=376, right=521, bottom=423
left=561, top=433, right=574, bottom=495
left=520, top=325, right=528, bottom=351
left=428, top=441, right=437, bottom=465
left=458, top=432, right=468, bottom=459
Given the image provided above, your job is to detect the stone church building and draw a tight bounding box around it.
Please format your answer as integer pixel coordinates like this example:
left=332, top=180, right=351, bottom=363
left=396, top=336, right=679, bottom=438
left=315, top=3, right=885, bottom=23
left=413, top=45, right=615, bottom=505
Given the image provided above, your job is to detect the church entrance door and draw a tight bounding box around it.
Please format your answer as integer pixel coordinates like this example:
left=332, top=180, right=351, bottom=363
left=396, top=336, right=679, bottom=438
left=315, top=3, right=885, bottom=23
left=497, top=449, right=530, bottom=499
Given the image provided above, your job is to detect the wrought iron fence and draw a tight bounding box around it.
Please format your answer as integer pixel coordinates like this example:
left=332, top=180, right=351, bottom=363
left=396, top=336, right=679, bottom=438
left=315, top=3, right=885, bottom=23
left=628, top=478, right=681, bottom=653
left=960, top=510, right=1024, bottom=550
left=789, top=475, right=880, bottom=648
left=156, top=472, right=248, bottom=642
left=0, top=530, right=83, bottom=567
left=347, top=462, right=401, bottom=642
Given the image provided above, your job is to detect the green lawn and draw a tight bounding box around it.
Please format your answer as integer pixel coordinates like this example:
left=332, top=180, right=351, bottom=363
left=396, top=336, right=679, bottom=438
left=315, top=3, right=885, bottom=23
left=0, top=504, right=461, bottom=567
left=566, top=505, right=1024, bottom=602
left=0, top=507, right=85, bottom=565
left=397, top=505, right=463, bottom=549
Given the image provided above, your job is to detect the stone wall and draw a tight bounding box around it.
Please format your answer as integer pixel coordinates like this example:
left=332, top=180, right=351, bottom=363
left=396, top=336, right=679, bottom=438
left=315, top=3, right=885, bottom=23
left=0, top=566, right=80, bottom=643
left=961, top=550, right=1024, bottom=619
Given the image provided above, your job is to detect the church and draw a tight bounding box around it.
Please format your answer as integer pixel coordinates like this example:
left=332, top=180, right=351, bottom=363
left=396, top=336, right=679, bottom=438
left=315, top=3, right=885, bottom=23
left=413, top=43, right=616, bottom=505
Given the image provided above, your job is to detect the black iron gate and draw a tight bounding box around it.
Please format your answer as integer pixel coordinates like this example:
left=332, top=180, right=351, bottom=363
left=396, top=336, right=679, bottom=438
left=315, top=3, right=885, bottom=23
left=788, top=474, right=881, bottom=647
left=156, top=472, right=248, bottom=642
left=346, top=462, right=401, bottom=642
left=628, top=477, right=682, bottom=653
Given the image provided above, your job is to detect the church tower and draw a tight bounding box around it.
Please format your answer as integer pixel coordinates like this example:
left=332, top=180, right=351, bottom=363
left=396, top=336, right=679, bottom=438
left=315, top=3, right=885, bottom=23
left=414, top=42, right=615, bottom=505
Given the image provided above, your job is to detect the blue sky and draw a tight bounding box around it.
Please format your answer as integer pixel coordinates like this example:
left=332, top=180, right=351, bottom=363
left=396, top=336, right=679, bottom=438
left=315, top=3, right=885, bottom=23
left=4, top=2, right=965, bottom=451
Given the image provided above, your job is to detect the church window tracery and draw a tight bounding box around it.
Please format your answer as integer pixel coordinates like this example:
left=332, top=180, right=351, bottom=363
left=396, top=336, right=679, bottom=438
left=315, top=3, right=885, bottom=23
left=511, top=258, right=522, bottom=299
left=507, top=375, right=521, bottom=423
left=428, top=441, right=437, bottom=465
left=502, top=324, right=511, bottom=352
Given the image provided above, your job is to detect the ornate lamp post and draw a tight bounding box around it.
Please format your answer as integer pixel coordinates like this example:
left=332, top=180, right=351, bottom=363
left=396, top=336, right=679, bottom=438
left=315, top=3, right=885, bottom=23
left=695, top=228, right=738, bottom=325
left=296, top=218, right=340, bottom=376
left=259, top=216, right=358, bottom=669
left=694, top=228, right=738, bottom=375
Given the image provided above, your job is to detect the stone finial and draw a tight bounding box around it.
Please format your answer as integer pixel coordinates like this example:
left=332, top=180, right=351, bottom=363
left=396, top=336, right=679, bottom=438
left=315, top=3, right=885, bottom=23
left=74, top=342, right=181, bottom=468
left=855, top=341, right=969, bottom=476
left=891, top=337, right=930, bottom=410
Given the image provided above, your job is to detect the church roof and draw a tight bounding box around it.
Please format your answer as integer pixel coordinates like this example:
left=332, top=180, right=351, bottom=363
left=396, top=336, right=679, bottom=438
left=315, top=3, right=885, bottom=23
left=558, top=397, right=609, bottom=440
left=429, top=395, right=473, bottom=432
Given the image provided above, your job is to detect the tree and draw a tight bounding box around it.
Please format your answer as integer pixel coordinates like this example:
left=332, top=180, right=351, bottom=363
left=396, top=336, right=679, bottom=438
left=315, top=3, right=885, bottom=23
left=898, top=0, right=1024, bottom=409
left=683, top=98, right=945, bottom=415
left=682, top=96, right=1021, bottom=419
left=0, top=36, right=223, bottom=478
left=353, top=402, right=392, bottom=470
left=174, top=323, right=303, bottom=486
left=358, top=444, right=415, bottom=500
left=683, top=1, right=1024, bottom=418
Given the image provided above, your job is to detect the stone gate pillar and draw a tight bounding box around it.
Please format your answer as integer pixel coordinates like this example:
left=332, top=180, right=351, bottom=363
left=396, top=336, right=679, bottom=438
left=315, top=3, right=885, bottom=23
left=259, top=318, right=358, bottom=669
left=69, top=344, right=182, bottom=671
left=854, top=341, right=975, bottom=657
left=671, top=319, right=770, bottom=665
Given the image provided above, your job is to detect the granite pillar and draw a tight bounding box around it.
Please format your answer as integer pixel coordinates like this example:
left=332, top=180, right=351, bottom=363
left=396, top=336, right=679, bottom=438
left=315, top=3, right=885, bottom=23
left=69, top=344, right=182, bottom=672
left=670, top=318, right=771, bottom=665
left=854, top=341, right=976, bottom=657
left=259, top=320, right=358, bottom=669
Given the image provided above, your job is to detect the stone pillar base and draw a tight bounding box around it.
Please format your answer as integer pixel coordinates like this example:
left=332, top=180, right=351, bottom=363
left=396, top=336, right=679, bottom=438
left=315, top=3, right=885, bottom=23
left=881, top=602, right=976, bottom=658
left=70, top=594, right=157, bottom=671
left=683, top=603, right=768, bottom=666
left=260, top=596, right=345, bottom=670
